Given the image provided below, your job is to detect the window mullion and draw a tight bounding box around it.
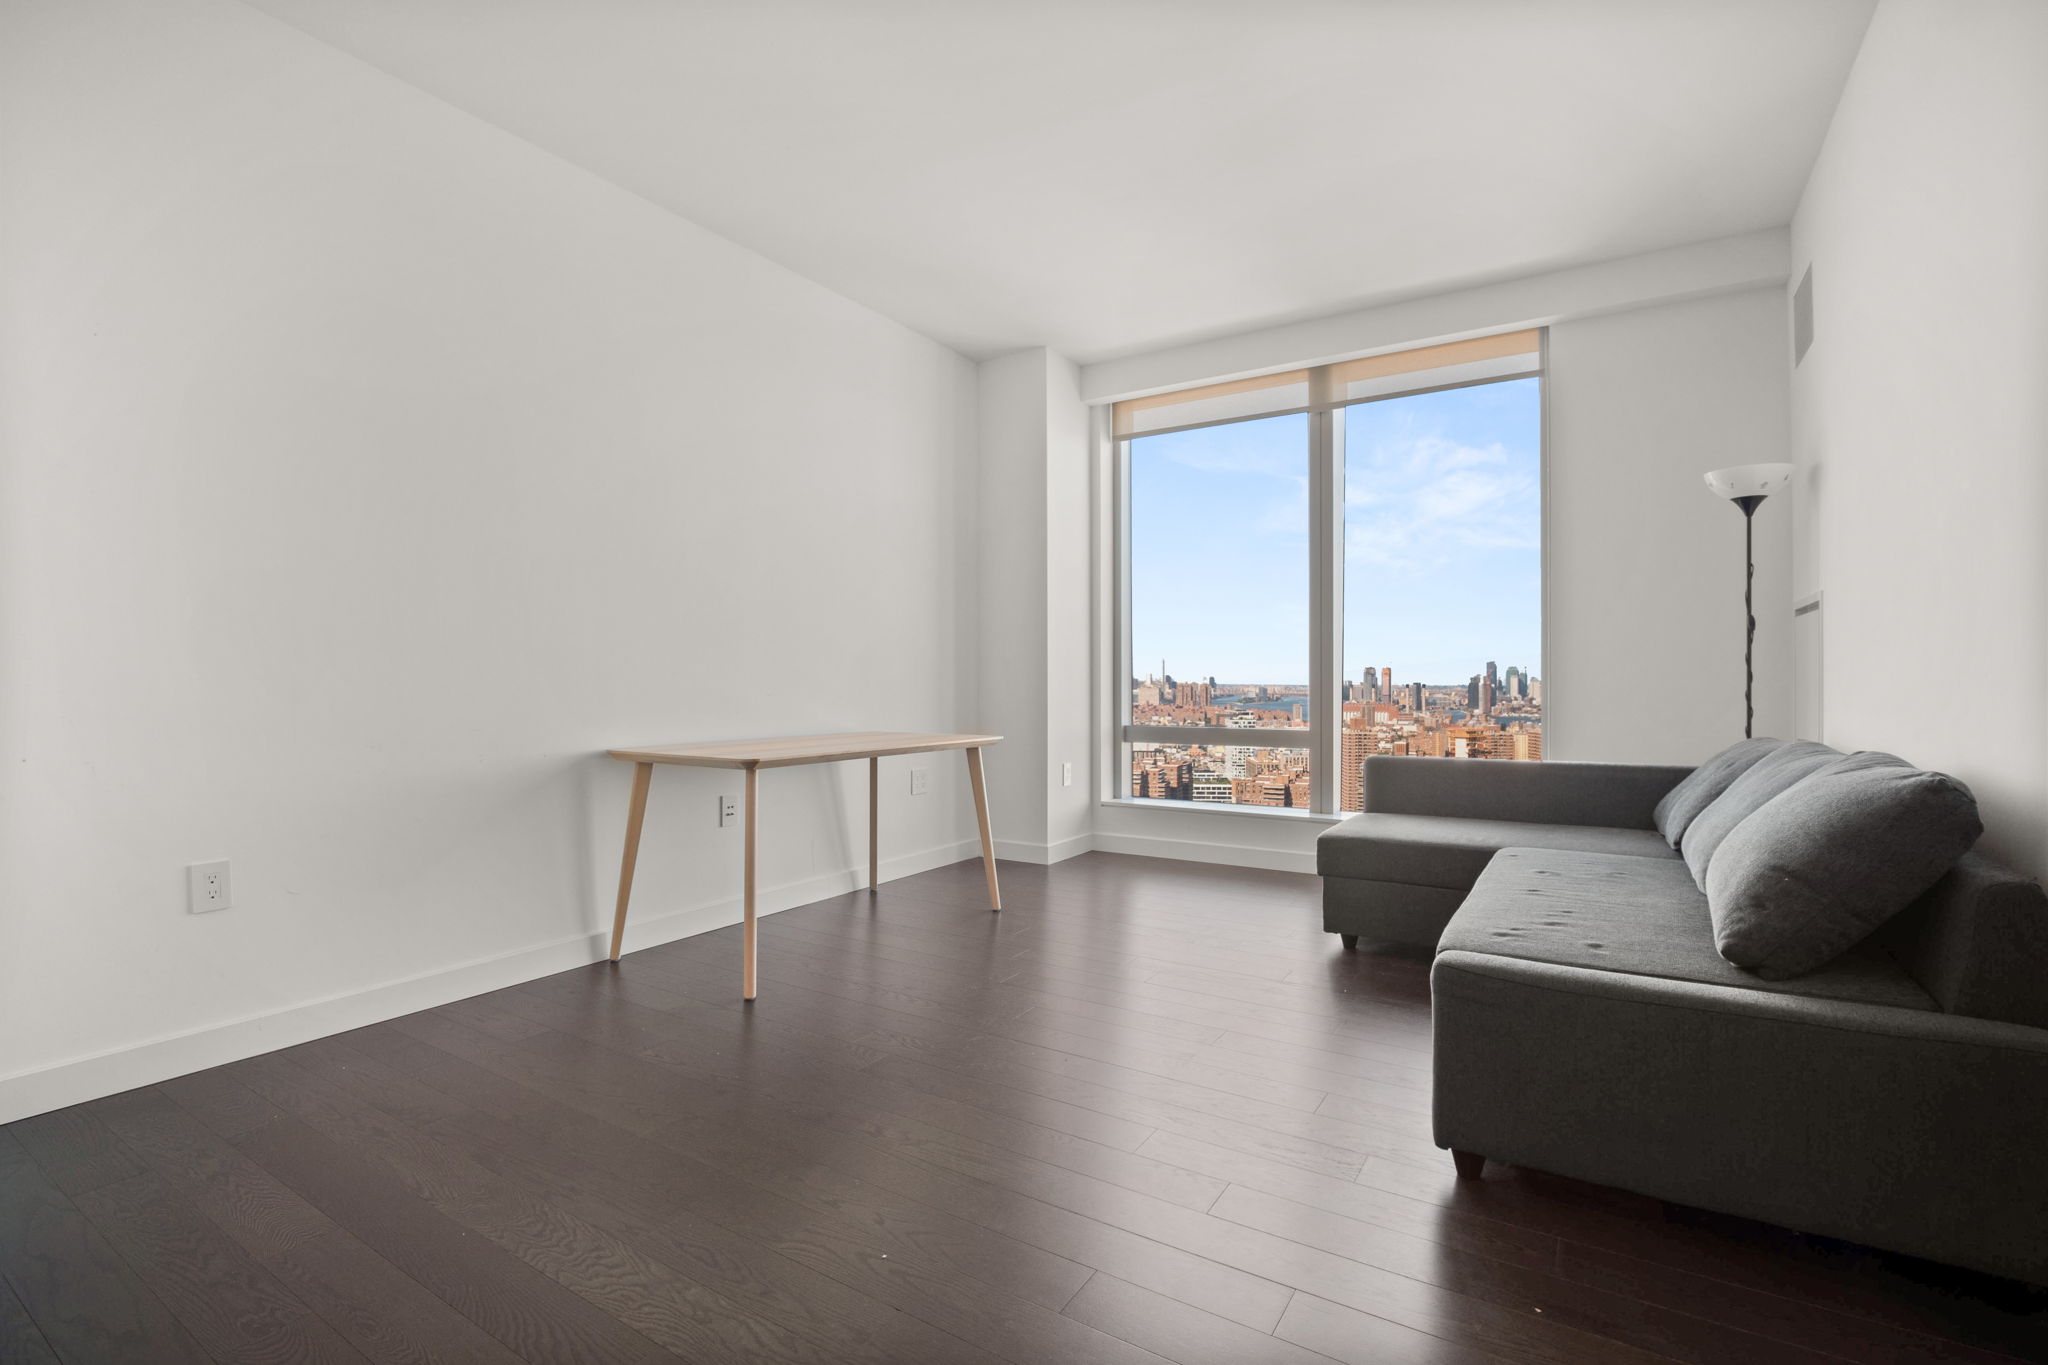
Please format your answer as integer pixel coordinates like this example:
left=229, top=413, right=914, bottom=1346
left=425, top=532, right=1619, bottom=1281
left=1308, top=394, right=1340, bottom=815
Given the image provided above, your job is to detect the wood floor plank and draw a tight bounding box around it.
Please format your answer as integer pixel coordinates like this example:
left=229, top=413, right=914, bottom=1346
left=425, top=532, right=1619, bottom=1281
left=656, top=1102, right=1295, bottom=1338
left=1276, top=1291, right=1519, bottom=1365
left=282, top=1037, right=1021, bottom=1365
left=499, top=974, right=1230, bottom=1213
left=0, top=1271, right=61, bottom=1365
left=1062, top=1274, right=1352, bottom=1365
left=453, top=1012, right=1294, bottom=1333
left=338, top=1019, right=1105, bottom=1360
left=9, top=1102, right=151, bottom=1198
left=265, top=1228, right=533, bottom=1365
left=71, top=1169, right=373, bottom=1365
left=1208, top=1184, right=1848, bottom=1365
left=88, top=1088, right=335, bottom=1260
left=359, top=1030, right=1180, bottom=1365
left=1345, top=1149, right=2048, bottom=1358
left=0, top=1129, right=213, bottom=1365
left=624, top=952, right=1380, bottom=1186
left=374, top=1008, right=1106, bottom=1316
left=1130, top=1131, right=1561, bottom=1273
left=169, top=1081, right=686, bottom=1365
left=221, top=1050, right=852, bottom=1365
left=1554, top=1240, right=2029, bottom=1365
left=11, top=852, right=2039, bottom=1365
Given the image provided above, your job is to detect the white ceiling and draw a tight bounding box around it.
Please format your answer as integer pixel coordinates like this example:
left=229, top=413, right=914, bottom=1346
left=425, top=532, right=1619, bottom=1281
left=245, top=0, right=1874, bottom=363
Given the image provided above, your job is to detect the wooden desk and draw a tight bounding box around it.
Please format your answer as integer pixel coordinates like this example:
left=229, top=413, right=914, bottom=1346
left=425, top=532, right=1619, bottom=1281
left=605, top=732, right=1002, bottom=999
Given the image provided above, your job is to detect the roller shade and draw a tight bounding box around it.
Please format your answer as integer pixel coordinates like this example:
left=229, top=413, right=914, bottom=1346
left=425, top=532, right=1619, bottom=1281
left=1112, top=369, right=1311, bottom=438
left=1327, top=329, right=1540, bottom=403
left=1113, top=329, right=1541, bottom=438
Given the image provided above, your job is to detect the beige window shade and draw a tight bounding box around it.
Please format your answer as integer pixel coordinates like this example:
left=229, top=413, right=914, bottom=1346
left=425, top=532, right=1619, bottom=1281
left=1113, top=328, right=1541, bottom=439
left=1328, top=329, right=1540, bottom=403
left=1112, top=369, right=1311, bottom=438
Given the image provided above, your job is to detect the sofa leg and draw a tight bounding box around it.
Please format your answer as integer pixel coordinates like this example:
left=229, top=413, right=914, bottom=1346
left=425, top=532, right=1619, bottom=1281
left=1451, top=1149, right=1485, bottom=1180
left=1339, top=934, right=1358, bottom=951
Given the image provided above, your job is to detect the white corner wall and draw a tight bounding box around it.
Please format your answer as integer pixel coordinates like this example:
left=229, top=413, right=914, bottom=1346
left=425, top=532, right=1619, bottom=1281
left=1788, top=0, right=2048, bottom=878
left=974, top=347, right=1094, bottom=863
left=0, top=0, right=980, bottom=1121
left=1546, top=288, right=1794, bottom=762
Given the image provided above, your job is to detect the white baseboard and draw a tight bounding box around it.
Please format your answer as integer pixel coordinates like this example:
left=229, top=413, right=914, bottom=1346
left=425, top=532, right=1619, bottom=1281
left=993, top=832, right=1095, bottom=865
left=0, top=838, right=983, bottom=1126
left=1091, top=829, right=1317, bottom=874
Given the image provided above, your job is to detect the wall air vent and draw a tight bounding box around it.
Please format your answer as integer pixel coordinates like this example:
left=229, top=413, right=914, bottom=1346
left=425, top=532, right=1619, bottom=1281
left=1792, top=265, right=1814, bottom=366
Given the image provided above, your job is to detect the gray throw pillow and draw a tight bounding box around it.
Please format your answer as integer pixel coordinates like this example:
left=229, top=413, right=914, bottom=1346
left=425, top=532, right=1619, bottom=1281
left=1706, top=751, right=1982, bottom=979
left=1652, top=737, right=1783, bottom=848
left=1681, top=740, right=1839, bottom=889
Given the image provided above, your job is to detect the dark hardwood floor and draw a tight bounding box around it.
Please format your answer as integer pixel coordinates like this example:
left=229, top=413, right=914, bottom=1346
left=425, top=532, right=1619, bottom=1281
left=5, top=851, right=2043, bottom=1364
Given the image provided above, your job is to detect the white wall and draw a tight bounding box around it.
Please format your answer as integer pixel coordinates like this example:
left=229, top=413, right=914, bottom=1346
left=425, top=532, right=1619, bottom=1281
left=1086, top=284, right=1794, bottom=869
left=1788, top=0, right=2048, bottom=878
left=1547, top=289, right=1794, bottom=762
left=1081, top=230, right=1790, bottom=403
left=975, top=350, right=1051, bottom=853
left=974, top=347, right=1094, bottom=862
left=0, top=0, right=980, bottom=1120
left=1044, top=357, right=1096, bottom=852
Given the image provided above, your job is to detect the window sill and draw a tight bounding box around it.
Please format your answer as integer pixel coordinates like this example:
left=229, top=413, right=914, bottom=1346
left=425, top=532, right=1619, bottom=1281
left=1097, top=797, right=1347, bottom=826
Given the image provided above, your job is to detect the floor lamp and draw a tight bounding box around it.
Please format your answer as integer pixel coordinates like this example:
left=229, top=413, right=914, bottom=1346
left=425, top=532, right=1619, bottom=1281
left=1703, top=463, right=1794, bottom=738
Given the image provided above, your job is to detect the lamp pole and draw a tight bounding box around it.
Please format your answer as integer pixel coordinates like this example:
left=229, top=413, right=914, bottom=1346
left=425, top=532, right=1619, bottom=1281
left=1702, top=464, right=1792, bottom=743
left=1735, top=494, right=1763, bottom=739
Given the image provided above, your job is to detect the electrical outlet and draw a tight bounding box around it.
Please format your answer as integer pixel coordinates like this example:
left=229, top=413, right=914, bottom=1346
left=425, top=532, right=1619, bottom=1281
left=909, top=768, right=930, bottom=796
left=1062, top=762, right=1073, bottom=787
left=718, top=794, right=739, bottom=827
left=187, top=860, right=231, bottom=914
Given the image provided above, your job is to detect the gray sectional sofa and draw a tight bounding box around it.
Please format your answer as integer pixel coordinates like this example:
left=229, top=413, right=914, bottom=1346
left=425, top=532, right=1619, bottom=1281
left=1317, top=752, right=2048, bottom=1284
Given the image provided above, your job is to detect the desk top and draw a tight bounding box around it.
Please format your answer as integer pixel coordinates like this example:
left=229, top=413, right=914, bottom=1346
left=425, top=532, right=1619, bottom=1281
left=608, top=731, right=1002, bottom=770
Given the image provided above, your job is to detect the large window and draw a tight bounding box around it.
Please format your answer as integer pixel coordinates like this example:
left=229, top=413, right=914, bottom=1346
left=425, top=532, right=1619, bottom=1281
left=1114, top=331, right=1544, bottom=814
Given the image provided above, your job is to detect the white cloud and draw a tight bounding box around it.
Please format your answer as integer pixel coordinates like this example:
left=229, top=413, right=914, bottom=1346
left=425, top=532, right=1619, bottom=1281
left=1344, top=433, right=1538, bottom=573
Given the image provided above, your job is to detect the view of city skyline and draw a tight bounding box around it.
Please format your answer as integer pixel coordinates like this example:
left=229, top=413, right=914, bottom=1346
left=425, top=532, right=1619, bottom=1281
left=1130, top=660, right=1543, bottom=810
left=1128, top=379, right=1542, bottom=685
left=1125, top=376, right=1543, bottom=809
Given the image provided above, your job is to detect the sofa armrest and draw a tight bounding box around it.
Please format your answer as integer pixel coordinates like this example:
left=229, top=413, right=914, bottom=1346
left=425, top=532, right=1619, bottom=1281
left=1431, top=950, right=2048, bottom=1283
left=1360, top=755, right=1692, bottom=830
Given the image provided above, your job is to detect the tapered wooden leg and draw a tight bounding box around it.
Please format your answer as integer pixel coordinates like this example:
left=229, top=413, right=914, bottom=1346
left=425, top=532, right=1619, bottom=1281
left=868, top=756, right=880, bottom=891
left=1340, top=934, right=1359, bottom=951
left=965, top=747, right=1000, bottom=912
left=608, top=762, right=654, bottom=962
left=1451, top=1149, right=1486, bottom=1179
left=743, top=764, right=758, bottom=1000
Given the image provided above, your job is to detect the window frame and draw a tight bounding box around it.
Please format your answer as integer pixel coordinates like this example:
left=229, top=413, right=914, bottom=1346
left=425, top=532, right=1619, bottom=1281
left=1107, top=329, right=1548, bottom=817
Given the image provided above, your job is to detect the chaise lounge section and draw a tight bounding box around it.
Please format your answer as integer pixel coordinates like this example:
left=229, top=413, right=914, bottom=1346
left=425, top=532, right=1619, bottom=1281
left=1320, top=754, right=1693, bottom=949
left=1318, top=749, right=2048, bottom=1285
left=1433, top=843, right=2048, bottom=1284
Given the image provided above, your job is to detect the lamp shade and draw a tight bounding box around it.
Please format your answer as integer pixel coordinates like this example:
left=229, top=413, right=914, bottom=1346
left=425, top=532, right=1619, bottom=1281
left=1704, top=463, right=1794, bottom=501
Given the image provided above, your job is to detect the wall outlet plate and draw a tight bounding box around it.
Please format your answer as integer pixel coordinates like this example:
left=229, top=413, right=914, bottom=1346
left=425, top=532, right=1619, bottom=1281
left=188, top=860, right=231, bottom=914
left=718, top=794, right=739, bottom=827
left=1062, top=762, right=1073, bottom=787
left=909, top=768, right=930, bottom=796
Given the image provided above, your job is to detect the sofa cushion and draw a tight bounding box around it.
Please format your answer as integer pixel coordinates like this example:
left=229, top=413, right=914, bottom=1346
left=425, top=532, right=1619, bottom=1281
left=1652, top=737, right=1782, bottom=848
left=1707, top=752, right=1983, bottom=980
left=1879, top=852, right=2048, bottom=1029
left=1681, top=739, right=1840, bottom=888
left=1359, top=755, right=1692, bottom=830
left=1442, top=847, right=1937, bottom=1011
left=1318, top=812, right=1678, bottom=890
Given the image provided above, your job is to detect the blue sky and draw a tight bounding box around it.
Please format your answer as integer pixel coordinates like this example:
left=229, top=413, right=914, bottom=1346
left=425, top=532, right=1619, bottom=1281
left=1130, top=377, right=1541, bottom=686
